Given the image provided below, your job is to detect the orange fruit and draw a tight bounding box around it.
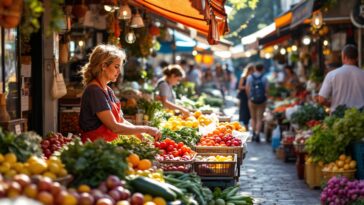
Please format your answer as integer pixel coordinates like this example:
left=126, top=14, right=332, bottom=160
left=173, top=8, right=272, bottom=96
left=127, top=154, right=140, bottom=167
left=137, top=159, right=152, bottom=170
left=194, top=110, right=202, bottom=118
left=78, top=184, right=91, bottom=193
left=153, top=197, right=167, bottom=205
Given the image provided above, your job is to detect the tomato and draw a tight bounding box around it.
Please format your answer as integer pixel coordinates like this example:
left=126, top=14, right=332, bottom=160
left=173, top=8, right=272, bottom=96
left=172, top=151, right=179, bottom=157
left=167, top=145, right=174, bottom=152
left=164, top=138, right=172, bottom=145
left=177, top=142, right=184, bottom=148
left=159, top=142, right=167, bottom=149
left=154, top=142, right=160, bottom=147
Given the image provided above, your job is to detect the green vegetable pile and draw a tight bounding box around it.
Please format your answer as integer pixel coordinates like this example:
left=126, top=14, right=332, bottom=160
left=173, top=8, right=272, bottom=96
left=305, top=108, right=364, bottom=163
left=290, top=104, right=326, bottom=129
left=111, top=135, right=159, bottom=160
left=164, top=172, right=213, bottom=205
left=162, top=127, right=201, bottom=147
left=0, top=129, right=42, bottom=162
left=212, top=185, right=253, bottom=205
left=137, top=98, right=163, bottom=122
left=60, top=139, right=129, bottom=187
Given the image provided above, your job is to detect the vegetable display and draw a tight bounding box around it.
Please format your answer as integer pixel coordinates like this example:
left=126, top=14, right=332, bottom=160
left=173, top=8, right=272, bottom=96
left=60, top=139, right=129, bottom=187
left=154, top=138, right=195, bottom=161
left=290, top=104, right=326, bottom=129
left=161, top=127, right=201, bottom=147
left=41, top=132, right=73, bottom=159
left=212, top=185, right=253, bottom=205
left=321, top=176, right=364, bottom=205
left=112, top=135, right=159, bottom=160
left=0, top=129, right=42, bottom=162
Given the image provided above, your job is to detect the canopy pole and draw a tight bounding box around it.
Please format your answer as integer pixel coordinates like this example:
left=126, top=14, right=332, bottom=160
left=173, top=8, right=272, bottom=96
left=172, top=29, right=176, bottom=64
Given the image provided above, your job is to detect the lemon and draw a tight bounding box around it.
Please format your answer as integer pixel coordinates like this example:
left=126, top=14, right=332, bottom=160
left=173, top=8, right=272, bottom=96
left=5, top=169, right=17, bottom=178
left=4, top=153, right=17, bottom=164
left=58, top=168, right=68, bottom=177
left=144, top=194, right=153, bottom=202
left=28, top=157, right=47, bottom=175
left=13, top=163, right=24, bottom=172
left=48, top=162, right=60, bottom=175
left=43, top=171, right=57, bottom=180
left=0, top=162, right=11, bottom=173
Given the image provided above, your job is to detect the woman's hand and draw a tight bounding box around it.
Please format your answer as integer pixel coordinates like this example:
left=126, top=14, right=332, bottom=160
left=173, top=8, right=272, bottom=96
left=144, top=126, right=162, bottom=141
left=181, top=108, right=190, bottom=118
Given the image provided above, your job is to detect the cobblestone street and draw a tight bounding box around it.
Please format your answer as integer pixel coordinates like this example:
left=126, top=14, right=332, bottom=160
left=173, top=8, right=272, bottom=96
left=238, top=142, right=321, bottom=205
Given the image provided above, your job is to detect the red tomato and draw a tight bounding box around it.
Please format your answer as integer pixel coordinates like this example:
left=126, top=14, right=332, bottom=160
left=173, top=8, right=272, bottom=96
left=177, top=142, right=184, bottom=148
left=154, top=141, right=160, bottom=147
left=165, top=138, right=172, bottom=145
left=172, top=151, right=179, bottom=157
left=167, top=145, right=174, bottom=152
left=159, top=142, right=167, bottom=149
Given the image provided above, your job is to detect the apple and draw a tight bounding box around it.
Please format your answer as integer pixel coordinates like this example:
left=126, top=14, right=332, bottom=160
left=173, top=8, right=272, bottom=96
left=98, top=182, right=108, bottom=193
left=38, top=177, right=52, bottom=192
left=108, top=189, right=121, bottom=201
left=130, top=193, right=144, bottom=205
left=50, top=182, right=62, bottom=196
left=106, top=175, right=121, bottom=190
left=90, top=189, right=104, bottom=201
left=96, top=198, right=113, bottom=205
left=79, top=192, right=95, bottom=205
left=118, top=188, right=131, bottom=200
left=13, top=174, right=31, bottom=188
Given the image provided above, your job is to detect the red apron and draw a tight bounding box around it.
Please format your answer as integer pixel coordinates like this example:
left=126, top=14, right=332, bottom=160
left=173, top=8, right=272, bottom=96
left=81, top=81, right=122, bottom=143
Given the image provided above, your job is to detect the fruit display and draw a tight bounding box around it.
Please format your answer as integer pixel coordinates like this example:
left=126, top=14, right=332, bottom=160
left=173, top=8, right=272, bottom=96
left=321, top=176, right=364, bottom=205
left=198, top=133, right=241, bottom=147
left=60, top=139, right=129, bottom=187
left=194, top=154, right=236, bottom=176
left=154, top=138, right=195, bottom=161
left=126, top=153, right=164, bottom=182
left=41, top=132, right=74, bottom=159
left=0, top=153, right=67, bottom=179
left=290, top=104, right=326, bottom=129
left=161, top=127, right=201, bottom=147
left=161, top=110, right=213, bottom=131
left=322, top=154, right=357, bottom=172
left=0, top=174, right=155, bottom=205
left=195, top=155, right=234, bottom=162
left=112, top=136, right=159, bottom=160
left=0, top=130, right=42, bottom=162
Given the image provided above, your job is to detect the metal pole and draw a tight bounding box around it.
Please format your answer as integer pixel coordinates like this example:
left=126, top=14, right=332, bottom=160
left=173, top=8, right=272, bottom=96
left=172, top=29, right=176, bottom=64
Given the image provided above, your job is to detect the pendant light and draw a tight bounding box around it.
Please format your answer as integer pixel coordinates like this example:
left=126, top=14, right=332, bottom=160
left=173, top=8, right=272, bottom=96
left=130, top=9, right=144, bottom=28
left=118, top=1, right=132, bottom=20
left=125, top=30, right=136, bottom=44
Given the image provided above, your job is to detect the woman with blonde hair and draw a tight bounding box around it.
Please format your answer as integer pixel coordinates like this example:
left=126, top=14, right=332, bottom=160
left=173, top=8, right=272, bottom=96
left=79, top=44, right=161, bottom=142
left=155, top=64, right=190, bottom=116
left=237, top=63, right=255, bottom=130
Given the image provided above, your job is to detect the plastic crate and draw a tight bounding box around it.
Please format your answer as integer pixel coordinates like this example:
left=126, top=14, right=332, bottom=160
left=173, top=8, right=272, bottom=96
left=351, top=142, right=364, bottom=179
left=194, top=153, right=237, bottom=177
left=156, top=154, right=196, bottom=173
left=194, top=145, right=245, bottom=165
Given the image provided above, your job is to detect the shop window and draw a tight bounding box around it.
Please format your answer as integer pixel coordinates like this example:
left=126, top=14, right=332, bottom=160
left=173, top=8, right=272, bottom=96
left=2, top=28, right=20, bottom=119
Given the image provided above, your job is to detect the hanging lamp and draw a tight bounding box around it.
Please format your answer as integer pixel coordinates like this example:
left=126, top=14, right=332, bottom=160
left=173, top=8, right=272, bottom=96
left=118, top=1, right=132, bottom=20
left=130, top=9, right=144, bottom=28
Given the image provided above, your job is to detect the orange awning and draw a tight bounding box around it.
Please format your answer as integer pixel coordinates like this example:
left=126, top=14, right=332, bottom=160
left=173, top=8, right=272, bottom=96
left=274, top=12, right=292, bottom=29
left=134, top=0, right=228, bottom=45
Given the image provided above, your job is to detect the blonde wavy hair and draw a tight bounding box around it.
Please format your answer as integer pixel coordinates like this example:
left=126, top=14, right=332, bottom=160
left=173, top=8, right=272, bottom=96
left=80, top=44, right=126, bottom=85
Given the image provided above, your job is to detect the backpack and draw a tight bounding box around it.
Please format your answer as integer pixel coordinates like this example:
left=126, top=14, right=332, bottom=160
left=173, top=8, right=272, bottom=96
left=249, top=75, right=267, bottom=104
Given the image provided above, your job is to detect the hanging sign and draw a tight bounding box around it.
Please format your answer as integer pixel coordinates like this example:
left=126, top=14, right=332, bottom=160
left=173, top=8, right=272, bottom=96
left=291, top=0, right=314, bottom=29
left=351, top=0, right=364, bottom=28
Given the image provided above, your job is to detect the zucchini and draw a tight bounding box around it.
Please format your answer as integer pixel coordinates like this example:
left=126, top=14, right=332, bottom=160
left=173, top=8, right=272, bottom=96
left=163, top=182, right=184, bottom=198
left=129, top=176, right=176, bottom=201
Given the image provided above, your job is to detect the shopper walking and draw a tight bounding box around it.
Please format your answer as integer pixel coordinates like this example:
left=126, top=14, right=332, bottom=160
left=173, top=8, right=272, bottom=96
left=79, top=44, right=161, bottom=142
left=317, top=44, right=364, bottom=112
left=246, top=63, right=269, bottom=142
left=155, top=64, right=190, bottom=117
left=237, top=63, right=254, bottom=130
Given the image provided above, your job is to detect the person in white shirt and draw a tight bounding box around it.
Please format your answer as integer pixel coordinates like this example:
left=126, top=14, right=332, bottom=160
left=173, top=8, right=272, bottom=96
left=317, top=44, right=364, bottom=112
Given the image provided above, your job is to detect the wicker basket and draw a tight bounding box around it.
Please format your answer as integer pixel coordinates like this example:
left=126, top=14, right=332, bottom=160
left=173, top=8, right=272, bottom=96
left=322, top=170, right=356, bottom=182
left=194, top=153, right=237, bottom=177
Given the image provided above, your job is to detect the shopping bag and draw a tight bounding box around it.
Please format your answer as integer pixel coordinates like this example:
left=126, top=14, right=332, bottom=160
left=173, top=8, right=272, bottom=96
left=51, top=64, right=67, bottom=100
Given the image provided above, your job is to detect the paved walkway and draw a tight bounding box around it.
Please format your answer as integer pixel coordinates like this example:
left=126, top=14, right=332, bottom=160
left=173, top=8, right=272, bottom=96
left=239, top=142, right=320, bottom=205
left=222, top=96, right=321, bottom=205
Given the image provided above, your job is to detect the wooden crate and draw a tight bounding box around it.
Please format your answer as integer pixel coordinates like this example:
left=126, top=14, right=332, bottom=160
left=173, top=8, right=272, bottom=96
left=194, top=145, right=245, bottom=165
left=194, top=153, right=237, bottom=177
left=0, top=118, right=28, bottom=134
left=156, top=154, right=195, bottom=173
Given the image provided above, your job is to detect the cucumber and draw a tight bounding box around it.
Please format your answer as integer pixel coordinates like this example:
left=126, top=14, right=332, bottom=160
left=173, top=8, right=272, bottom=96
left=226, top=195, right=250, bottom=201
left=163, top=182, right=184, bottom=198
left=225, top=187, right=240, bottom=199
left=129, top=176, right=176, bottom=201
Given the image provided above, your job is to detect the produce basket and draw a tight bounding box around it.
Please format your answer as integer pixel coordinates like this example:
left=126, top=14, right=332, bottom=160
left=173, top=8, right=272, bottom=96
left=305, top=163, right=323, bottom=189
left=322, top=170, right=356, bottom=183
left=194, top=153, right=237, bottom=177
left=156, top=154, right=196, bottom=173
left=194, top=145, right=245, bottom=165
left=294, top=143, right=306, bottom=153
